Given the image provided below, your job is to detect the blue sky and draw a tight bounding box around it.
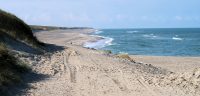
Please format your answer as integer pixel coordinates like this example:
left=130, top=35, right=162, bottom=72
left=1, top=0, right=200, bottom=28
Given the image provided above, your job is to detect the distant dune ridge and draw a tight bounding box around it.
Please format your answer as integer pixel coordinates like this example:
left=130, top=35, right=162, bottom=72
left=31, top=25, right=93, bottom=32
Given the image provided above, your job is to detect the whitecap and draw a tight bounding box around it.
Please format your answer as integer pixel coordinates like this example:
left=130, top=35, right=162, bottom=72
left=94, top=30, right=103, bottom=34
left=83, top=37, right=114, bottom=49
left=105, top=38, right=114, bottom=45
left=127, top=30, right=139, bottom=33
left=172, top=37, right=183, bottom=41
left=90, top=35, right=104, bottom=38
left=143, top=34, right=158, bottom=38
left=119, top=52, right=128, bottom=54
left=172, top=35, right=183, bottom=41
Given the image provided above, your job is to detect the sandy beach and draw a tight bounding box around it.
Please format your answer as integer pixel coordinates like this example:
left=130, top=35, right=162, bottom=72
left=131, top=55, right=200, bottom=73
left=21, top=29, right=200, bottom=96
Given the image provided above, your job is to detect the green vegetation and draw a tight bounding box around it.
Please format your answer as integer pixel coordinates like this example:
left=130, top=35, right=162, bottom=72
left=0, top=41, right=30, bottom=94
left=0, top=9, right=42, bottom=95
left=99, top=50, right=112, bottom=54
left=103, top=50, right=112, bottom=54
left=0, top=44, right=29, bottom=95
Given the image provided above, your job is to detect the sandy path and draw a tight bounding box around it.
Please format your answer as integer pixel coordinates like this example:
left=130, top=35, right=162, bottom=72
left=23, top=29, right=200, bottom=96
left=26, top=46, right=159, bottom=96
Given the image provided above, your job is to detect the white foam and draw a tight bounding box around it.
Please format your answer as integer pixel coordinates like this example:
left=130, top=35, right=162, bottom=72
left=142, top=34, right=172, bottom=40
left=94, top=30, right=103, bottom=34
left=90, top=35, right=104, bottom=38
left=172, top=37, right=183, bottom=40
left=127, top=30, right=139, bottom=33
left=143, top=34, right=158, bottom=38
left=119, top=52, right=128, bottom=54
left=83, top=37, right=114, bottom=49
left=172, top=35, right=183, bottom=41
left=105, top=38, right=114, bottom=45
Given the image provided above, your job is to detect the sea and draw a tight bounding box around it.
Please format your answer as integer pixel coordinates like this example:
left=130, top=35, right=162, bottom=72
left=83, top=28, right=200, bottom=56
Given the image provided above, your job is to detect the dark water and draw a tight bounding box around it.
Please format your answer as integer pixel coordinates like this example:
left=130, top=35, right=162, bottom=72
left=84, top=28, right=200, bottom=56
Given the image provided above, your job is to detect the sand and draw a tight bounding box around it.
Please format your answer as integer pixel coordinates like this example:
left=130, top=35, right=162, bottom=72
left=20, top=29, right=200, bottom=96
left=131, top=55, right=200, bottom=73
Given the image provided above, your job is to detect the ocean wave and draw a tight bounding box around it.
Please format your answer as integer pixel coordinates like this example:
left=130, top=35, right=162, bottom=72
left=142, top=34, right=173, bottom=40
left=119, top=52, right=128, bottom=54
left=172, top=37, right=183, bottom=41
left=143, top=34, right=158, bottom=38
left=143, top=34, right=184, bottom=41
left=127, top=30, right=139, bottom=33
left=172, top=35, right=183, bottom=41
left=83, top=36, right=114, bottom=49
left=94, top=30, right=103, bottom=34
left=90, top=35, right=104, bottom=38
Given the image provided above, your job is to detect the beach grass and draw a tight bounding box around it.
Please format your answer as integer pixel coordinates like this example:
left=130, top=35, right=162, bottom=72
left=115, top=53, right=135, bottom=62
left=0, top=9, right=42, bottom=95
left=0, top=43, right=29, bottom=95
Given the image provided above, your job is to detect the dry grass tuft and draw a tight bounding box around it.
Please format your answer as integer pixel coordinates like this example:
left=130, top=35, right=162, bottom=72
left=115, top=54, right=135, bottom=62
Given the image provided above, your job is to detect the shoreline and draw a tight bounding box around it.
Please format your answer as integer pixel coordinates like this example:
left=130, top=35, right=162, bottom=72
left=83, top=29, right=200, bottom=57
left=84, top=31, right=200, bottom=73
left=35, top=28, right=200, bottom=73
left=82, top=30, right=200, bottom=73
left=83, top=30, right=114, bottom=49
left=25, top=29, right=200, bottom=96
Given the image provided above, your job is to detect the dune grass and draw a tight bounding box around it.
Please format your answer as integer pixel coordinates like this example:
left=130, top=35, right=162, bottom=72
left=0, top=44, right=29, bottom=84
left=0, top=9, right=42, bottom=95
left=0, top=43, right=29, bottom=95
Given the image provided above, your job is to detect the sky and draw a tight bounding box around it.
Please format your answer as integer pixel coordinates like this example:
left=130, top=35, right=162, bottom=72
left=0, top=0, right=200, bottom=28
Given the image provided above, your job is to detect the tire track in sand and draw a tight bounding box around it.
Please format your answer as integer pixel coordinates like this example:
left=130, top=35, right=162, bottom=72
left=63, top=51, right=76, bottom=83
left=137, top=76, right=160, bottom=96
